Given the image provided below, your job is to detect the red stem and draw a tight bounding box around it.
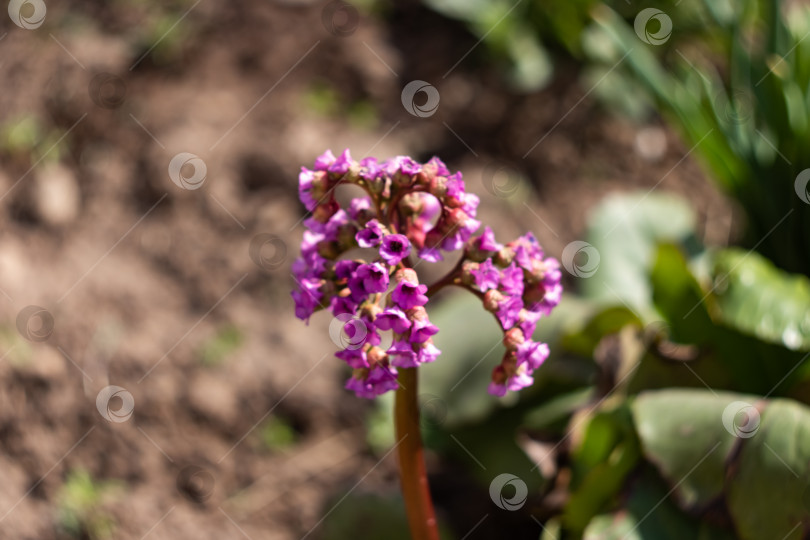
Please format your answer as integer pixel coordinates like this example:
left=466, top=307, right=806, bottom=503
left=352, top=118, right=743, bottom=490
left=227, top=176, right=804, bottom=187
left=395, top=367, right=440, bottom=540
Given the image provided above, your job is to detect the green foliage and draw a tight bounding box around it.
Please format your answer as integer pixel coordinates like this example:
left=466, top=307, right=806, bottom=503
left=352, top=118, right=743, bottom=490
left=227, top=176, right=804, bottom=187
left=580, top=192, right=697, bottom=320
left=632, top=390, right=810, bottom=540
left=416, top=192, right=810, bottom=537
left=56, top=469, right=120, bottom=539
left=710, top=249, right=810, bottom=351
left=591, top=1, right=810, bottom=274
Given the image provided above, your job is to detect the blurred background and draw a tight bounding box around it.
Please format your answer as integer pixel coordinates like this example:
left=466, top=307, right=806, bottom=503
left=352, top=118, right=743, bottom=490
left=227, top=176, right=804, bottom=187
left=1, top=0, right=810, bottom=538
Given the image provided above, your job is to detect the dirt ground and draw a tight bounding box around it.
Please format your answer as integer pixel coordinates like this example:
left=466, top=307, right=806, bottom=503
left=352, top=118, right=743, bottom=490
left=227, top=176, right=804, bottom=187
left=0, top=1, right=731, bottom=538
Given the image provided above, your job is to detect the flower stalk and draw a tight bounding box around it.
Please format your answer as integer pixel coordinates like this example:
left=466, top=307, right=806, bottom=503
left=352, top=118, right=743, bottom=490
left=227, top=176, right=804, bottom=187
left=395, top=367, right=440, bottom=540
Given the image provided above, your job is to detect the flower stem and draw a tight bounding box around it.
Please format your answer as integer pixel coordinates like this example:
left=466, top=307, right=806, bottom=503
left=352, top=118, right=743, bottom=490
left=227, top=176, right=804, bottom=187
left=395, top=367, right=440, bottom=539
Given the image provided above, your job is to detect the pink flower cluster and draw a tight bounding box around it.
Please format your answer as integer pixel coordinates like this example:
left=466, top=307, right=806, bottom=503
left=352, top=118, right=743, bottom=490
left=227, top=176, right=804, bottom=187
left=292, top=149, right=561, bottom=398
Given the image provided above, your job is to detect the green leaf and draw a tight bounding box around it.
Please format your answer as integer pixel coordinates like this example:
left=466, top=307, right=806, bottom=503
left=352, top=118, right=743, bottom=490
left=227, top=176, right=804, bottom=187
left=562, top=306, right=642, bottom=358
left=582, top=470, right=700, bottom=540
left=582, top=192, right=697, bottom=320
left=564, top=405, right=641, bottom=531
left=710, top=248, right=810, bottom=351
left=632, top=389, right=744, bottom=508
left=727, top=399, right=810, bottom=540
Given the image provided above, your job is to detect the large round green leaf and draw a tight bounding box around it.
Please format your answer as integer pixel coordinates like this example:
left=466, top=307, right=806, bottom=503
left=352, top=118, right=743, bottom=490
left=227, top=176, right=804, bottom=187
left=727, top=399, right=810, bottom=540
left=632, top=389, right=749, bottom=508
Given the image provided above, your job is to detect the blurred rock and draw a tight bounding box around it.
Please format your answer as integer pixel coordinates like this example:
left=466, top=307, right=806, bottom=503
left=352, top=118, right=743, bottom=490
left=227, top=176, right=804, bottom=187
left=634, top=126, right=668, bottom=162
left=32, top=163, right=81, bottom=226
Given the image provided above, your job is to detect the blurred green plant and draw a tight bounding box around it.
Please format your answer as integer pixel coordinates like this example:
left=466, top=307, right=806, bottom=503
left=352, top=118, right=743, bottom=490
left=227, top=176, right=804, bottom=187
left=257, top=416, right=297, bottom=452
left=0, top=326, right=33, bottom=366
left=407, top=192, right=810, bottom=538
left=197, top=324, right=243, bottom=366
left=302, top=82, right=378, bottom=129
left=420, top=0, right=701, bottom=91
left=56, top=469, right=120, bottom=540
left=591, top=0, right=810, bottom=274
left=0, top=116, right=67, bottom=164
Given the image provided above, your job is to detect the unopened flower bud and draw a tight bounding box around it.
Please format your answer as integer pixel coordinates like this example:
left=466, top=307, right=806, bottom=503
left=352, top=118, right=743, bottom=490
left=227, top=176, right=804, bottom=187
left=394, top=268, right=419, bottom=284
left=491, top=364, right=507, bottom=385
left=393, top=170, right=415, bottom=188
left=317, top=241, right=341, bottom=260
left=503, top=328, right=525, bottom=351
left=523, top=283, right=546, bottom=305
left=483, top=289, right=504, bottom=312
left=360, top=302, right=383, bottom=320
left=367, top=346, right=387, bottom=366
left=406, top=306, right=428, bottom=321
left=460, top=261, right=479, bottom=286
left=429, top=176, right=447, bottom=199
left=495, top=246, right=516, bottom=266
left=312, top=200, right=340, bottom=223
left=399, top=193, right=423, bottom=217
left=445, top=208, right=469, bottom=228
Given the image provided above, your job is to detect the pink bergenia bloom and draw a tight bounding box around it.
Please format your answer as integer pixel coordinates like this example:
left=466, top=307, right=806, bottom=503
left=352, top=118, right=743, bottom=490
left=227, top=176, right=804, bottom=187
left=356, top=219, right=384, bottom=248
left=291, top=150, right=562, bottom=398
left=470, top=259, right=500, bottom=292
left=380, top=234, right=411, bottom=266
